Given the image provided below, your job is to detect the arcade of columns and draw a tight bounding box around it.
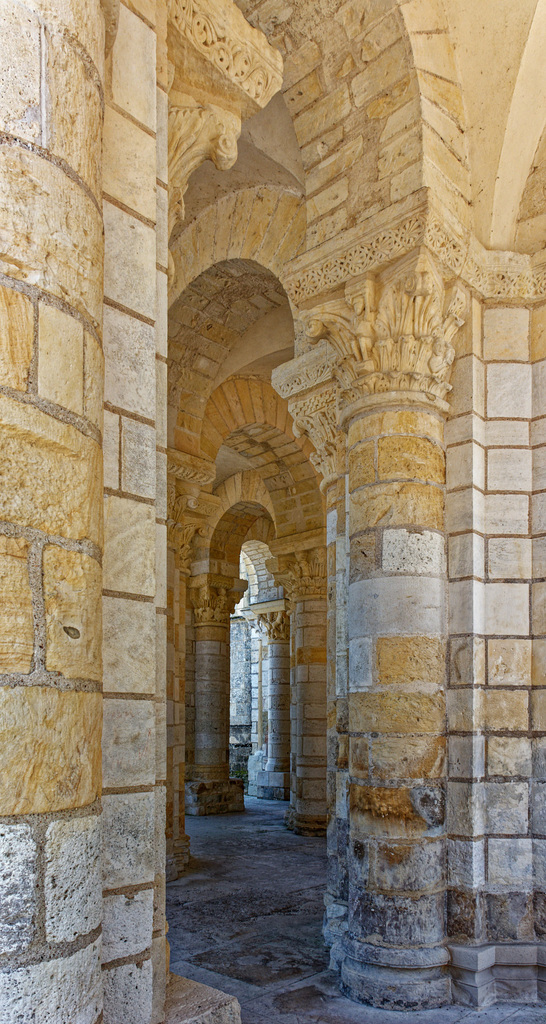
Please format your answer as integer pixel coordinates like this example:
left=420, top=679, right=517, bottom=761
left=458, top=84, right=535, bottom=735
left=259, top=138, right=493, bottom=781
left=1, top=0, right=546, bottom=1019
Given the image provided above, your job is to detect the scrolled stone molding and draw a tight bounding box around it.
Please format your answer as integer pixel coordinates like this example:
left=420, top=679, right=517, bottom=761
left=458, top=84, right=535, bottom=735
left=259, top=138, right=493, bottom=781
left=168, top=0, right=283, bottom=111
left=290, top=387, right=341, bottom=491
left=303, top=251, right=466, bottom=408
left=267, top=549, right=327, bottom=601
left=167, top=448, right=216, bottom=487
left=256, top=610, right=290, bottom=643
left=168, top=93, right=241, bottom=241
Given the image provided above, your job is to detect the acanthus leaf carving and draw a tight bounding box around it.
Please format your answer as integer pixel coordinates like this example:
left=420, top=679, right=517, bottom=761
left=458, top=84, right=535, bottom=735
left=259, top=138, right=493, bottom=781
left=256, top=610, right=290, bottom=643
left=168, top=93, right=241, bottom=241
left=266, top=549, right=327, bottom=601
left=190, top=577, right=246, bottom=623
left=290, top=388, right=340, bottom=490
left=304, top=253, right=466, bottom=408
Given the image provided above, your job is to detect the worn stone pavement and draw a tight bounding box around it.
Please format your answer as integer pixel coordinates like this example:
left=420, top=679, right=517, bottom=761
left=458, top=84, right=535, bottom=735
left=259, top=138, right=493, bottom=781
left=166, top=798, right=543, bottom=1024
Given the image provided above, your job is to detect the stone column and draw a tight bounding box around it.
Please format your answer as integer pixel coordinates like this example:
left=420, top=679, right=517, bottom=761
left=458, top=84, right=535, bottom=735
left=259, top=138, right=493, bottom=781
left=0, top=0, right=106, bottom=1017
left=272, top=550, right=328, bottom=835
left=186, top=575, right=245, bottom=814
left=255, top=609, right=291, bottom=799
left=299, top=255, right=465, bottom=1009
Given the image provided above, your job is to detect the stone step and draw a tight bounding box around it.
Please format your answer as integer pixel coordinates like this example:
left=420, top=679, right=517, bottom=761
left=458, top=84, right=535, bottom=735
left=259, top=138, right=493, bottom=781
left=165, top=972, right=242, bottom=1024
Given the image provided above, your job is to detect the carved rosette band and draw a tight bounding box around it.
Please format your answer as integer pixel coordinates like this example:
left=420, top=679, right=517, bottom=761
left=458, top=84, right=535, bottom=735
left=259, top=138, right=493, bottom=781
left=304, top=253, right=466, bottom=409
left=256, top=610, right=290, bottom=643
left=267, top=549, right=327, bottom=602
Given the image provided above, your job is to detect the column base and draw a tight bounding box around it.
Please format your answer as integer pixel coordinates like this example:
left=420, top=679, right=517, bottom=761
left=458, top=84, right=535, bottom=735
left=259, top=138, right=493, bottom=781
left=256, top=769, right=290, bottom=800
left=185, top=779, right=244, bottom=816
left=450, top=943, right=546, bottom=1007
left=284, top=807, right=327, bottom=836
left=340, top=942, right=451, bottom=1010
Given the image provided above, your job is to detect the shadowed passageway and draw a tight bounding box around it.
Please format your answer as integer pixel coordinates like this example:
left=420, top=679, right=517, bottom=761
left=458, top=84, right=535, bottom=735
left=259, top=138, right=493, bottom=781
left=166, top=800, right=541, bottom=1024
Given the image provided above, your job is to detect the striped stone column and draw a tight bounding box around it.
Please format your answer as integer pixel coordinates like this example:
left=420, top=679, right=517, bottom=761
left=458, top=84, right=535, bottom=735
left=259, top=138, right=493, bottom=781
left=256, top=609, right=291, bottom=799
left=186, top=575, right=245, bottom=814
left=299, top=255, right=466, bottom=1008
left=0, top=0, right=106, bottom=1017
left=273, top=550, right=328, bottom=835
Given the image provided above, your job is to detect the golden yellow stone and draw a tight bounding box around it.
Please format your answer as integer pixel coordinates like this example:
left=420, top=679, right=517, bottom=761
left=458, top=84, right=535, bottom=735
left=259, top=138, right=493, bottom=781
left=349, top=736, right=369, bottom=779
left=0, top=285, right=33, bottom=392
left=349, top=784, right=427, bottom=836
left=349, top=691, right=445, bottom=734
left=0, top=686, right=101, bottom=814
left=377, top=436, right=445, bottom=484
left=0, top=536, right=33, bottom=673
left=347, top=408, right=444, bottom=447
left=376, top=636, right=446, bottom=687
left=371, top=736, right=445, bottom=780
left=43, top=546, right=102, bottom=682
left=483, top=690, right=528, bottom=732
left=350, top=481, right=444, bottom=532
left=348, top=440, right=375, bottom=489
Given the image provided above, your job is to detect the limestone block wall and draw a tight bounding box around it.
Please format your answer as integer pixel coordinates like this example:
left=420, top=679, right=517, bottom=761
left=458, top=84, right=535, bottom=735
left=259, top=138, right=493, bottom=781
left=100, top=2, right=168, bottom=1020
left=0, top=0, right=105, bottom=1018
left=229, top=615, right=252, bottom=777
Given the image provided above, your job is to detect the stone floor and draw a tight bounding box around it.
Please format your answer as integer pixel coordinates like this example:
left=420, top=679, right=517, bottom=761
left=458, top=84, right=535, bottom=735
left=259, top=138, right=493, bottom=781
left=166, top=798, right=543, bottom=1024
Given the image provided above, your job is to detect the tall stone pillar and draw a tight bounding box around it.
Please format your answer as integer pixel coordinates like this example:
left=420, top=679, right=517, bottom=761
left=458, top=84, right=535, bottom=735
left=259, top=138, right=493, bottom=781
left=303, top=255, right=465, bottom=1008
left=0, top=0, right=106, bottom=1016
left=255, top=609, right=291, bottom=799
left=186, top=575, right=246, bottom=814
left=272, top=550, right=328, bottom=835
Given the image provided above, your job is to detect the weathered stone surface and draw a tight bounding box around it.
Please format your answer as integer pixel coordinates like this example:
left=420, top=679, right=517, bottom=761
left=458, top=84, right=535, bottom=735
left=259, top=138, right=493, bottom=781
left=103, top=304, right=156, bottom=418
left=381, top=528, right=445, bottom=575
left=0, top=285, right=33, bottom=391
left=0, top=393, right=102, bottom=543
left=0, top=536, right=33, bottom=673
left=102, top=791, right=155, bottom=888
left=103, top=595, right=156, bottom=693
left=38, top=303, right=84, bottom=415
left=103, top=105, right=157, bottom=220
left=0, top=939, right=101, bottom=1024
left=350, top=481, right=444, bottom=533
left=43, top=546, right=102, bottom=681
left=371, top=736, right=445, bottom=780
left=0, top=144, right=103, bottom=323
left=0, top=686, right=101, bottom=814
left=376, top=636, right=445, bottom=687
left=83, top=332, right=104, bottom=430
left=102, top=698, right=155, bottom=787
left=102, top=889, right=154, bottom=961
left=377, top=436, right=444, bottom=484
left=349, top=691, right=445, bottom=734
left=103, top=495, right=155, bottom=596
left=103, top=958, right=153, bottom=1024
left=0, top=824, right=36, bottom=953
left=46, top=27, right=102, bottom=197
left=45, top=815, right=101, bottom=942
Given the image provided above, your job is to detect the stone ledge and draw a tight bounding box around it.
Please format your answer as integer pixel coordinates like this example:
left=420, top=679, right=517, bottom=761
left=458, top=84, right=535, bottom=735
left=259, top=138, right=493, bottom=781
left=450, top=943, right=546, bottom=1007
left=165, top=973, right=241, bottom=1024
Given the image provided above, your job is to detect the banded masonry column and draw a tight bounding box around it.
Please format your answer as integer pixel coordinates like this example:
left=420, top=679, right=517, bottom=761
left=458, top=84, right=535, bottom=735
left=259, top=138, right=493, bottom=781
left=186, top=575, right=246, bottom=814
left=284, top=359, right=350, bottom=963
left=272, top=549, right=328, bottom=835
left=302, top=254, right=466, bottom=1009
left=0, top=0, right=109, bottom=1017
left=255, top=608, right=291, bottom=799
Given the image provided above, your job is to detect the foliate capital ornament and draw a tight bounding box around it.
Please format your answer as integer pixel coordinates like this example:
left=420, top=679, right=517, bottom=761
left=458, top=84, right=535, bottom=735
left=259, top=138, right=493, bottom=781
left=290, top=387, right=341, bottom=491
left=304, top=252, right=466, bottom=410
left=267, top=548, right=327, bottom=601
left=190, top=577, right=246, bottom=624
left=168, top=93, right=241, bottom=242
left=256, top=610, right=290, bottom=643
left=167, top=521, right=206, bottom=575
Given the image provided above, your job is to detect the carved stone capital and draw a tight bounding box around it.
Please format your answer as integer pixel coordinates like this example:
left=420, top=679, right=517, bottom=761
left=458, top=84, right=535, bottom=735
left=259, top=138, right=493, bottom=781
left=267, top=548, right=327, bottom=601
left=290, top=386, right=341, bottom=491
left=167, top=521, right=206, bottom=575
left=256, top=610, right=290, bottom=643
left=190, top=575, right=247, bottom=624
left=304, top=252, right=466, bottom=411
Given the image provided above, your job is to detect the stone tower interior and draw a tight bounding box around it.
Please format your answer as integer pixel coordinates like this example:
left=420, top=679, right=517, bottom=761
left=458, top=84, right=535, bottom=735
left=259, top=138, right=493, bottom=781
left=2, top=0, right=546, bottom=1020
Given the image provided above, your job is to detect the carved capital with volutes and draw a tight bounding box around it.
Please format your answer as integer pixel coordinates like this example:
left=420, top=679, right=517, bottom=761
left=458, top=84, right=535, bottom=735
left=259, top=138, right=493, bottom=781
left=304, top=251, right=466, bottom=414
left=267, top=548, right=327, bottom=602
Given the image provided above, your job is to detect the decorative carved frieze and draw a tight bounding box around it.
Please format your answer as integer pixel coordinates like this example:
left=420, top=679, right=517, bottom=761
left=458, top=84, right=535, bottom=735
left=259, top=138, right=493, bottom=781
left=168, top=0, right=283, bottom=111
left=271, top=342, right=336, bottom=399
left=304, top=253, right=466, bottom=406
left=168, top=94, right=241, bottom=240
left=267, top=549, right=327, bottom=601
left=167, top=448, right=216, bottom=486
left=256, top=610, right=290, bottom=642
